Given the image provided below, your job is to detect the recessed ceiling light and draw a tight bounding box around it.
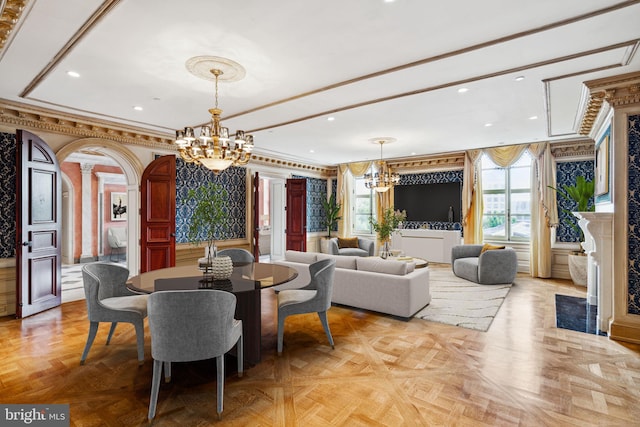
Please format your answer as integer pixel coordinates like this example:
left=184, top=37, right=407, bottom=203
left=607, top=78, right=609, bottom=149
left=309, top=149, right=315, bottom=153
left=133, top=106, right=143, bottom=111
left=457, top=87, right=469, bottom=93
left=66, top=71, right=80, bottom=78
left=515, top=76, right=525, bottom=81
left=411, top=152, right=417, bottom=156
left=327, top=117, right=335, bottom=121
left=484, top=123, right=493, bottom=127
left=384, top=0, right=395, bottom=3
left=529, top=115, right=538, bottom=120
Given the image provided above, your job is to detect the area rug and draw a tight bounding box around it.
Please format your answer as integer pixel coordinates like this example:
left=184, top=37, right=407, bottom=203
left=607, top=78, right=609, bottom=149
left=414, top=267, right=512, bottom=332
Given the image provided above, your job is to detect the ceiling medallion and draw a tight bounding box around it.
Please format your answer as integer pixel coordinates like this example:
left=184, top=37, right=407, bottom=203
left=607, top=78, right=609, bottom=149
left=173, top=56, right=253, bottom=174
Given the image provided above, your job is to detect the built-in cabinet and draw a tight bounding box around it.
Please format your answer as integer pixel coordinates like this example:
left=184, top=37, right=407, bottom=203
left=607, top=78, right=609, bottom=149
left=391, top=229, right=462, bottom=263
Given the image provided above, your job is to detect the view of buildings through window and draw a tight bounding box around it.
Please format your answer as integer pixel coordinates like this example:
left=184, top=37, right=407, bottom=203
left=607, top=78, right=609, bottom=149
left=353, top=177, right=375, bottom=234
left=482, top=151, right=532, bottom=241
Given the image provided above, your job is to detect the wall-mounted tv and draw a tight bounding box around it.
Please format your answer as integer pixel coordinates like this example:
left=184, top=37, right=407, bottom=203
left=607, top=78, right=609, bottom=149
left=394, top=182, right=462, bottom=222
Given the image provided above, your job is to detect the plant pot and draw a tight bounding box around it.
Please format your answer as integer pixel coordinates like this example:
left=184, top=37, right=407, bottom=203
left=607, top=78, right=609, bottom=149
left=568, top=253, right=587, bottom=286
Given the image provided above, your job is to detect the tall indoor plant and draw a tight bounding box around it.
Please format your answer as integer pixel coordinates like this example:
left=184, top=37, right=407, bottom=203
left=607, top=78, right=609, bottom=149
left=183, top=182, right=229, bottom=263
left=549, top=175, right=594, bottom=285
left=370, top=208, right=406, bottom=258
left=321, top=193, right=341, bottom=238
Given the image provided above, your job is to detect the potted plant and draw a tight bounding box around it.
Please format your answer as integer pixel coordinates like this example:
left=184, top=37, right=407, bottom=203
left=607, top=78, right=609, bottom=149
left=370, top=208, right=406, bottom=258
left=183, top=182, right=232, bottom=279
left=549, top=175, right=594, bottom=285
left=321, top=193, right=342, bottom=238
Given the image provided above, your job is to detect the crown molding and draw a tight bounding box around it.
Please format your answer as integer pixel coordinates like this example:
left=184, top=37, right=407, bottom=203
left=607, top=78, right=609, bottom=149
left=388, top=152, right=465, bottom=173
left=550, top=139, right=594, bottom=160
left=580, top=71, right=640, bottom=135
left=0, top=0, right=27, bottom=53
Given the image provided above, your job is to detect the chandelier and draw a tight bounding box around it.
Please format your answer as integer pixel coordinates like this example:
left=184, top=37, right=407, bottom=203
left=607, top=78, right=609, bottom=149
left=174, top=56, right=254, bottom=174
left=364, top=138, right=400, bottom=193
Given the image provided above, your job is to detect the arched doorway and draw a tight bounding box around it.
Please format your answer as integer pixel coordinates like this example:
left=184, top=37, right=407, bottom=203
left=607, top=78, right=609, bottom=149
left=56, top=138, right=144, bottom=275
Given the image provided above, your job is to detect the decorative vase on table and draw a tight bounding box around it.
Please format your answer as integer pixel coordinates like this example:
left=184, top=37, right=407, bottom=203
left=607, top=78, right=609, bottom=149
left=380, top=240, right=391, bottom=259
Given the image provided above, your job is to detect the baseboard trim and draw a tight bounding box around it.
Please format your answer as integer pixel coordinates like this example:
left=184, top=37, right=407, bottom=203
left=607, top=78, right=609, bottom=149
left=609, top=319, right=640, bottom=344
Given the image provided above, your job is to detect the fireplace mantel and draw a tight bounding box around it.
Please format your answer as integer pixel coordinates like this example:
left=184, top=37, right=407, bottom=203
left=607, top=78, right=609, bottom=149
left=573, top=212, right=614, bottom=334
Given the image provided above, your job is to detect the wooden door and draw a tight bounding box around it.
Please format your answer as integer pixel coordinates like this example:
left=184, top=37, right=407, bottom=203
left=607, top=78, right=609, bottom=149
left=15, top=130, right=62, bottom=318
left=286, top=178, right=306, bottom=252
left=252, top=171, right=260, bottom=262
left=140, top=155, right=176, bottom=273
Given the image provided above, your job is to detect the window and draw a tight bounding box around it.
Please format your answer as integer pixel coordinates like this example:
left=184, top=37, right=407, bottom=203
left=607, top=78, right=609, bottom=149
left=481, top=151, right=531, bottom=241
left=353, top=177, right=375, bottom=234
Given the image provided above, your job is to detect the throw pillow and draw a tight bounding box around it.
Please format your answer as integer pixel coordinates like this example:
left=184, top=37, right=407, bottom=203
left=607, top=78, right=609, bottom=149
left=337, top=237, right=359, bottom=249
left=480, top=243, right=505, bottom=254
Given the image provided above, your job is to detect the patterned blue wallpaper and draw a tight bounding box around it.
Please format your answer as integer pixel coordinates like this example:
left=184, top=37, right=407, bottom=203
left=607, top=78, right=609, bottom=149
left=176, top=159, right=246, bottom=243
left=628, top=114, right=640, bottom=315
left=292, top=175, right=328, bottom=233
left=397, top=170, right=463, bottom=230
left=555, top=161, right=594, bottom=242
left=0, top=133, right=16, bottom=258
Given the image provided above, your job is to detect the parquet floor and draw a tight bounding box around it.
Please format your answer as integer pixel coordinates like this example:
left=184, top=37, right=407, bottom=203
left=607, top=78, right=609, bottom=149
left=1, top=264, right=640, bottom=426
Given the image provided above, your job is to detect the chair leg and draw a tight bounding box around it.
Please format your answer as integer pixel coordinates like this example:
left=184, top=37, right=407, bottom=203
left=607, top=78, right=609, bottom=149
left=148, top=359, right=163, bottom=420
left=164, top=362, right=171, bottom=383
left=237, top=333, right=244, bottom=378
left=134, top=320, right=145, bottom=365
left=216, top=355, right=225, bottom=419
left=106, top=322, right=118, bottom=345
left=318, top=311, right=334, bottom=349
left=80, top=322, right=99, bottom=365
left=277, top=313, right=286, bottom=354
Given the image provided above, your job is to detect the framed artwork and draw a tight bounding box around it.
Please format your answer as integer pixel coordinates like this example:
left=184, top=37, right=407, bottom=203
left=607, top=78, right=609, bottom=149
left=595, top=127, right=611, bottom=202
left=111, top=192, right=127, bottom=221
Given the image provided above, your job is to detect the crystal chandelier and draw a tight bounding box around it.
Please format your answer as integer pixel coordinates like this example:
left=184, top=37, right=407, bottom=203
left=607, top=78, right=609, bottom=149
left=174, top=57, right=254, bottom=174
left=364, top=138, right=400, bottom=193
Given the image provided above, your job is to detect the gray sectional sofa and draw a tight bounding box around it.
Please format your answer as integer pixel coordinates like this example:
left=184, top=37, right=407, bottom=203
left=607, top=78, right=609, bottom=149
left=273, top=250, right=431, bottom=319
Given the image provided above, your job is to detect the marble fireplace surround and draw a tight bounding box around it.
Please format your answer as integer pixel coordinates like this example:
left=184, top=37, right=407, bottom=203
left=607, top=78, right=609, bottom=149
left=574, top=212, right=614, bottom=334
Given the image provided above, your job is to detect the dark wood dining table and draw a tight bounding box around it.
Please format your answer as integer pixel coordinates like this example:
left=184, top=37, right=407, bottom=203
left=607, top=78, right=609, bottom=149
left=127, top=262, right=298, bottom=365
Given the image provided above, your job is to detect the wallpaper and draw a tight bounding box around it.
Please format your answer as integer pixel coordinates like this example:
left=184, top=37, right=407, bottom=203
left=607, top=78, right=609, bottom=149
left=292, top=175, right=328, bottom=233
left=0, top=133, right=16, bottom=258
left=555, top=161, right=595, bottom=242
left=397, top=170, right=463, bottom=231
left=175, top=159, right=246, bottom=244
left=628, top=114, right=640, bottom=315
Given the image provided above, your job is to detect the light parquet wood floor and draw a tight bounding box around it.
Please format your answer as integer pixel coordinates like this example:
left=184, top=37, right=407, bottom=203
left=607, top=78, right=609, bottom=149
left=1, top=265, right=640, bottom=426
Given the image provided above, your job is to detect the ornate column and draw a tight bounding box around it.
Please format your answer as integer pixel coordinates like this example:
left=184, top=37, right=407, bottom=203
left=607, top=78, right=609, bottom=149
left=80, top=163, right=94, bottom=262
left=574, top=212, right=614, bottom=334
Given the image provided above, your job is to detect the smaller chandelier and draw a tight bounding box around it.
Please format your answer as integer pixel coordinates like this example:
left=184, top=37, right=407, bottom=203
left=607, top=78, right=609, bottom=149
left=174, top=56, right=254, bottom=174
left=364, top=138, right=400, bottom=193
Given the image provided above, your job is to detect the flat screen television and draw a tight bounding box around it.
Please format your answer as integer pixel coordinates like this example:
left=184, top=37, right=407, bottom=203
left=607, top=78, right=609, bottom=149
left=394, top=182, right=461, bottom=222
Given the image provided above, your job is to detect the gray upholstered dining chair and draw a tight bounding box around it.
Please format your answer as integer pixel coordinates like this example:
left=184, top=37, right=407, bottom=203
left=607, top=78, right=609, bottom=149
left=147, top=290, right=243, bottom=421
left=80, top=262, right=147, bottom=365
left=217, top=248, right=255, bottom=265
left=277, top=258, right=336, bottom=354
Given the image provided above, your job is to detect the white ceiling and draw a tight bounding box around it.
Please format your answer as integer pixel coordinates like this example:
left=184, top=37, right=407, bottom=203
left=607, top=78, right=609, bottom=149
left=1, top=0, right=639, bottom=166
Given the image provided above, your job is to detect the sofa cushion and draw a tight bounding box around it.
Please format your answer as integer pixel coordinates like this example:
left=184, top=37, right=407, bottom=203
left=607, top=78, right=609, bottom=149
left=284, top=250, right=318, bottom=264
left=337, top=237, right=359, bottom=248
left=480, top=243, right=505, bottom=254
left=339, top=248, right=369, bottom=257
left=453, top=257, right=479, bottom=282
left=356, top=257, right=410, bottom=276
left=317, top=253, right=357, bottom=269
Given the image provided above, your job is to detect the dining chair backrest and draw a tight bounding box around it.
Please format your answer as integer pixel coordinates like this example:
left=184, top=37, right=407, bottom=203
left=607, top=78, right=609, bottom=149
left=83, top=262, right=131, bottom=319
left=305, top=258, right=336, bottom=312
left=147, top=290, right=238, bottom=363
left=217, top=248, right=255, bottom=265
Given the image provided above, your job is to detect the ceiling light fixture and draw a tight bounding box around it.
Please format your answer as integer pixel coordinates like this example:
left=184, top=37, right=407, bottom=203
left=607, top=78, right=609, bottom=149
left=67, top=71, right=80, bottom=78
left=458, top=87, right=469, bottom=93
left=515, top=76, right=525, bottom=81
left=173, top=56, right=254, bottom=174
left=364, top=138, right=400, bottom=193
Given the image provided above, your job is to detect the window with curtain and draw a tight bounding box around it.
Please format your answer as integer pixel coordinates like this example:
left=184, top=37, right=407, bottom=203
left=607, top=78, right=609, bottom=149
left=353, top=176, right=375, bottom=234
left=481, top=151, right=532, bottom=241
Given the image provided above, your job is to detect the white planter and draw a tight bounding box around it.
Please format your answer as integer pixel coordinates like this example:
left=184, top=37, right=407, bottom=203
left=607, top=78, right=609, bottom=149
left=568, top=253, right=587, bottom=286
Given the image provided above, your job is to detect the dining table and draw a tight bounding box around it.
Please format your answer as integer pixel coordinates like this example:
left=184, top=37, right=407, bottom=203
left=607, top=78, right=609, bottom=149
left=127, top=262, right=298, bottom=365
